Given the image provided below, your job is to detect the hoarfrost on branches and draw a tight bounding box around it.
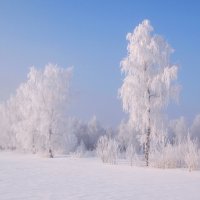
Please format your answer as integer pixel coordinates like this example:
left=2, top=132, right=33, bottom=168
left=0, top=64, right=75, bottom=157
left=119, top=19, right=179, bottom=166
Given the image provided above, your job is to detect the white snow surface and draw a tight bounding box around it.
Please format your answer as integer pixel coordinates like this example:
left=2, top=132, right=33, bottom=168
left=0, top=152, right=200, bottom=200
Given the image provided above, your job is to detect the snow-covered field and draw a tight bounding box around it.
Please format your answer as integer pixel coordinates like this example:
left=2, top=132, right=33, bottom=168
left=0, top=152, right=200, bottom=200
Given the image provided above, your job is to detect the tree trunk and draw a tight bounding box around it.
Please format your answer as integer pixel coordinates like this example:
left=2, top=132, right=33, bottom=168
left=32, top=134, right=36, bottom=154
left=145, top=88, right=151, bottom=166
left=145, top=126, right=150, bottom=166
left=48, top=129, right=53, bottom=158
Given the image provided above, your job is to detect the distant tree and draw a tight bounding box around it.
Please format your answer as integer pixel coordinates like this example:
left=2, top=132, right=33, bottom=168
left=191, top=114, right=200, bottom=141
left=86, top=116, right=106, bottom=149
left=169, top=116, right=188, bottom=143
left=0, top=102, right=16, bottom=150
left=119, top=20, right=179, bottom=166
left=68, top=116, right=107, bottom=151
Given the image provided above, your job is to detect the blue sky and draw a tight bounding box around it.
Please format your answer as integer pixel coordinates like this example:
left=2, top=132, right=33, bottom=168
left=0, top=0, right=200, bottom=126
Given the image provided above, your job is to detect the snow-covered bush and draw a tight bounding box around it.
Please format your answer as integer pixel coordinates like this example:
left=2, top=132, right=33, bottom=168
left=96, top=135, right=119, bottom=164
left=149, top=134, right=200, bottom=170
left=150, top=142, right=184, bottom=168
left=184, top=135, right=200, bottom=171
left=126, top=143, right=138, bottom=166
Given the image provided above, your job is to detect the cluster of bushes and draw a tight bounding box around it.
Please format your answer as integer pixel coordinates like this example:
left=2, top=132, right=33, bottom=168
left=96, top=134, right=200, bottom=171
left=96, top=122, right=200, bottom=171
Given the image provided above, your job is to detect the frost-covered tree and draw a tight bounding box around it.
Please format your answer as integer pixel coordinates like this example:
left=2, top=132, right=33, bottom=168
left=169, top=116, right=188, bottom=143
left=191, top=114, right=200, bottom=141
left=67, top=116, right=107, bottom=151
left=11, top=64, right=73, bottom=157
left=119, top=20, right=179, bottom=166
left=0, top=95, right=21, bottom=150
left=0, top=102, right=16, bottom=150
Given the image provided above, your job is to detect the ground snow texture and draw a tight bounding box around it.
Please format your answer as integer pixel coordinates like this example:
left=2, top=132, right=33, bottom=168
left=0, top=152, right=200, bottom=200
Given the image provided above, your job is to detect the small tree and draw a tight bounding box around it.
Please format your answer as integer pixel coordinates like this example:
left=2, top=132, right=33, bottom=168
left=119, top=20, right=179, bottom=166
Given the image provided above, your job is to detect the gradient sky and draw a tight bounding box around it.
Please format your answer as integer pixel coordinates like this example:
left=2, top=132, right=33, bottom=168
left=0, top=0, right=200, bottom=127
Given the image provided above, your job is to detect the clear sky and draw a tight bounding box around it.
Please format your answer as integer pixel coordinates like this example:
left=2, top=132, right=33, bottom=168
left=0, top=0, right=200, bottom=127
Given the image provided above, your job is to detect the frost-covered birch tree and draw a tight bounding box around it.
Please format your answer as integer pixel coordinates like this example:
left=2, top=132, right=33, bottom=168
left=119, top=20, right=179, bottom=166
left=12, top=64, right=73, bottom=157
